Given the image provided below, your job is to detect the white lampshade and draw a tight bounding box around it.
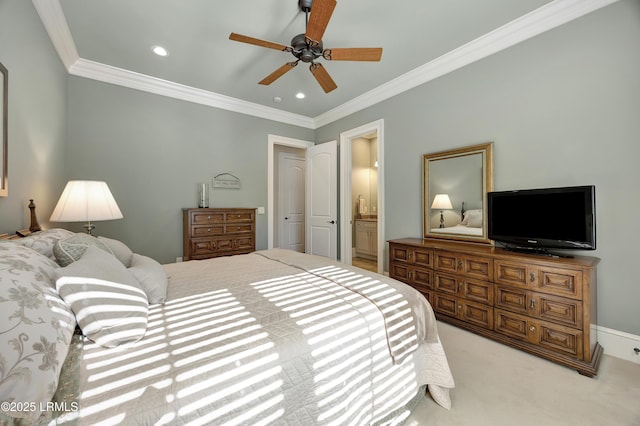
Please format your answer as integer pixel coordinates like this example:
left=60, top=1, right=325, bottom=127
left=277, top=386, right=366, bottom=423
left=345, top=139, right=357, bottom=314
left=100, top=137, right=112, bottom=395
left=50, top=180, right=123, bottom=234
left=431, top=193, right=453, bottom=210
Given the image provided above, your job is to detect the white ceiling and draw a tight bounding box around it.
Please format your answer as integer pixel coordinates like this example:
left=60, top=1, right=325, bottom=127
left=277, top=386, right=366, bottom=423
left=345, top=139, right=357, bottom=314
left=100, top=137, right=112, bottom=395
left=34, top=0, right=618, bottom=128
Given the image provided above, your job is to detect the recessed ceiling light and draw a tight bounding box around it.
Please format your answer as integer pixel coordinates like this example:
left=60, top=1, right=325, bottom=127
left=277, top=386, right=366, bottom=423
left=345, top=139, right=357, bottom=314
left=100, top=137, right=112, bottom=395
left=273, top=96, right=282, bottom=103
left=152, top=46, right=169, bottom=57
left=296, top=92, right=305, bottom=99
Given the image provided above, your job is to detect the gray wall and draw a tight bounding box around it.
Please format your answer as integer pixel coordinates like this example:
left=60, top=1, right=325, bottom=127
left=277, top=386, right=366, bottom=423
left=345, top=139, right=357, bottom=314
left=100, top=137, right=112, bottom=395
left=316, top=0, right=640, bottom=335
left=65, top=77, right=314, bottom=263
left=0, top=0, right=68, bottom=231
left=2, top=1, right=638, bottom=337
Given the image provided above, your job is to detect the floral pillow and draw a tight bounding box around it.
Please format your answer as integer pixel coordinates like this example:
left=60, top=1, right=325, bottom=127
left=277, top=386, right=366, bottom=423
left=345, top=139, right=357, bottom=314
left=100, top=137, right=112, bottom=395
left=0, top=242, right=76, bottom=423
left=13, top=228, right=74, bottom=261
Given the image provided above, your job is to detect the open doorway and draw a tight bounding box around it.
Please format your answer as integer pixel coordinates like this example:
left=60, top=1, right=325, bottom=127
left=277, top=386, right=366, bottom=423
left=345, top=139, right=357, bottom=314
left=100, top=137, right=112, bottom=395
left=340, top=120, right=385, bottom=274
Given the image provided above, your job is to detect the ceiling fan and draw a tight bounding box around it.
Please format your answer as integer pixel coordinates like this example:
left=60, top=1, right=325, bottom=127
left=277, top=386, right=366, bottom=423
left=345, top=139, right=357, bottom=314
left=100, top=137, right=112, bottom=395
left=229, top=0, right=382, bottom=93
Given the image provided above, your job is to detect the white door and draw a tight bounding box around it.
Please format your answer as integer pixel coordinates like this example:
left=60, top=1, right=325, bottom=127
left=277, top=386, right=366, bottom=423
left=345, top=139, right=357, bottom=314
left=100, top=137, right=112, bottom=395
left=306, top=141, right=337, bottom=259
left=279, top=153, right=306, bottom=252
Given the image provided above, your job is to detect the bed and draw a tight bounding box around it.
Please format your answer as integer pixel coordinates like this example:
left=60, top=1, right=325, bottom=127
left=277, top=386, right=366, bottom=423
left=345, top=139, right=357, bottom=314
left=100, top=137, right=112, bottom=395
left=1, top=203, right=454, bottom=425
left=431, top=204, right=483, bottom=236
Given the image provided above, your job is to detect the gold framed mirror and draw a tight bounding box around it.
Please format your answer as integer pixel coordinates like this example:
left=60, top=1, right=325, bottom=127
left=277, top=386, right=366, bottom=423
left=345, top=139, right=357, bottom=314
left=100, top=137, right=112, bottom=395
left=423, top=142, right=494, bottom=244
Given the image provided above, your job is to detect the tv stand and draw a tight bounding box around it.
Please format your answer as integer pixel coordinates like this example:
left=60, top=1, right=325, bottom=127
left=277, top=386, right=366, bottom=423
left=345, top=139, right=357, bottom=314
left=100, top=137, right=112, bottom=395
left=502, top=244, right=574, bottom=259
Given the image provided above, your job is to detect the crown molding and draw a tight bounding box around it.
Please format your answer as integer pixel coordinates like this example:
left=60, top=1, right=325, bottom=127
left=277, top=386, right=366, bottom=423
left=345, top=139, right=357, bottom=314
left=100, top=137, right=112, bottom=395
left=35, top=0, right=619, bottom=130
left=69, top=59, right=316, bottom=129
left=313, top=0, right=620, bottom=128
left=32, top=0, right=79, bottom=69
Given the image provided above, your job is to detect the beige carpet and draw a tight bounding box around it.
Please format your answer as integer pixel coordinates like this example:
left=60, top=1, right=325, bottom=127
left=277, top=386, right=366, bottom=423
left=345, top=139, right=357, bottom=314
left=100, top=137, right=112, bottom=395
left=404, top=321, right=640, bottom=426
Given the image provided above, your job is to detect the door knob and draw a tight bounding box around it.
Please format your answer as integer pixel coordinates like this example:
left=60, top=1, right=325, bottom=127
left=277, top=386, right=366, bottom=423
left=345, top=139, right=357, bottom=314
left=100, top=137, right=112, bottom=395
left=284, top=217, right=289, bottom=220
left=328, top=220, right=336, bottom=224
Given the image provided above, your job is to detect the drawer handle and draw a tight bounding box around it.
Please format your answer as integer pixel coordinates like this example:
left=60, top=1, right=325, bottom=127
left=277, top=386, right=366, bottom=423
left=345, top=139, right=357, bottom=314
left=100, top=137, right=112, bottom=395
left=208, top=215, right=212, bottom=220
left=457, top=260, right=463, bottom=271
left=408, top=271, right=413, bottom=279
left=529, top=272, right=536, bottom=283
left=207, top=228, right=211, bottom=232
left=458, top=282, right=463, bottom=291
left=530, top=298, right=536, bottom=309
left=529, top=326, right=536, bottom=333
left=408, top=252, right=413, bottom=260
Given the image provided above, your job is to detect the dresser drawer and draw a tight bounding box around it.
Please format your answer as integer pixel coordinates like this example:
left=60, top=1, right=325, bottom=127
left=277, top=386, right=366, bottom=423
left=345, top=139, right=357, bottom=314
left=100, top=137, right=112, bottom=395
left=191, top=211, right=226, bottom=224
left=225, top=223, right=254, bottom=234
left=225, top=211, right=254, bottom=222
left=435, top=251, right=493, bottom=280
left=189, top=239, right=218, bottom=258
left=191, top=225, right=225, bottom=237
left=495, top=286, right=583, bottom=329
left=494, top=260, right=582, bottom=299
left=495, top=309, right=583, bottom=358
left=390, top=244, right=433, bottom=268
left=433, top=293, right=493, bottom=329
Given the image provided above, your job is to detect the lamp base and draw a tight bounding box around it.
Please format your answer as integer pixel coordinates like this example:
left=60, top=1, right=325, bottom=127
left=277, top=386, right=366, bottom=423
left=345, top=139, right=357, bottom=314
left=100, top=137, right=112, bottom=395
left=83, top=222, right=96, bottom=235
left=439, top=210, right=445, bottom=228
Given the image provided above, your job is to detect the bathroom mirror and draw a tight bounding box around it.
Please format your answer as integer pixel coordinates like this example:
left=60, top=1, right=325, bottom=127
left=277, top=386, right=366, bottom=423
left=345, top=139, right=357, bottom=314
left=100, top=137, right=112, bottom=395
left=423, top=142, right=493, bottom=244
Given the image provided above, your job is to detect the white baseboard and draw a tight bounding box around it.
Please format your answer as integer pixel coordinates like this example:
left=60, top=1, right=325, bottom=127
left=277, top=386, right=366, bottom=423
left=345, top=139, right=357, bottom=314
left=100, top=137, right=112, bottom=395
left=597, top=325, right=640, bottom=364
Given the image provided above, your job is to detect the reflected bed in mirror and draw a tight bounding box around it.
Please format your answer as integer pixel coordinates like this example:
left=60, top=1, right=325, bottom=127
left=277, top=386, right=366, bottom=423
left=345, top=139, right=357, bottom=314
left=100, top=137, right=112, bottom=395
left=423, top=142, right=493, bottom=244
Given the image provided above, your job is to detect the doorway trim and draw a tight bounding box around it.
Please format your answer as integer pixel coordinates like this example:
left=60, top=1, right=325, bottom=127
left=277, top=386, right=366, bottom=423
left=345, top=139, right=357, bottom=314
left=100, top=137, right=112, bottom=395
left=339, top=119, right=385, bottom=274
left=268, top=134, right=314, bottom=249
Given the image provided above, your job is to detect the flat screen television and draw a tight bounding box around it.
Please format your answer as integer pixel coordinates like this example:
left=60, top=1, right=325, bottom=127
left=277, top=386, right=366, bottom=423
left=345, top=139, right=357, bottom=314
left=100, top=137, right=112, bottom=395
left=487, top=185, right=596, bottom=255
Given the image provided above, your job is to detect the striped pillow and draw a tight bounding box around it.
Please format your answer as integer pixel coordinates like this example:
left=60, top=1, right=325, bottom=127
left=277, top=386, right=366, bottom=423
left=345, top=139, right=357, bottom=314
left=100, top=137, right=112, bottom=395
left=55, top=246, right=148, bottom=348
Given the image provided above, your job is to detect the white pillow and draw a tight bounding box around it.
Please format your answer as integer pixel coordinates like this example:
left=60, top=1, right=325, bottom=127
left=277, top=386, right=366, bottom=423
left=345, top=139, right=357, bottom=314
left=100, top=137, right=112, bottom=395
left=53, top=233, right=114, bottom=267
left=98, top=236, right=134, bottom=267
left=128, top=254, right=168, bottom=304
left=460, top=209, right=482, bottom=226
left=55, top=246, right=149, bottom=348
left=467, top=211, right=483, bottom=228
left=0, top=242, right=75, bottom=422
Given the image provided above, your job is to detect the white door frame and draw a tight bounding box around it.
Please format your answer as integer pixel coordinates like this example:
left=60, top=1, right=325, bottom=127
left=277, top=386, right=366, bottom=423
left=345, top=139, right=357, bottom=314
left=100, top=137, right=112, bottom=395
left=268, top=134, right=314, bottom=249
left=340, top=119, right=385, bottom=274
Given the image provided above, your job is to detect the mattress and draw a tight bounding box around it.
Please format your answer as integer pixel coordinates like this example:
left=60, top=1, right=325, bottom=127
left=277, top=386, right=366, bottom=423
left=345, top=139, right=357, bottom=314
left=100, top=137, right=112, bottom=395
left=56, top=249, right=454, bottom=425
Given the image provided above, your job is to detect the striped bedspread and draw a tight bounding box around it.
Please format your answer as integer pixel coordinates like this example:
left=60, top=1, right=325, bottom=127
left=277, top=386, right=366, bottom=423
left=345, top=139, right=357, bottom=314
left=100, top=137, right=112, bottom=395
left=57, top=249, right=454, bottom=425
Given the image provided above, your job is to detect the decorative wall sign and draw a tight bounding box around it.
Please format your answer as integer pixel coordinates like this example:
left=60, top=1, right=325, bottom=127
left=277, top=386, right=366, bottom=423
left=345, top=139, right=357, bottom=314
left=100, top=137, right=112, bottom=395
left=213, top=172, right=241, bottom=189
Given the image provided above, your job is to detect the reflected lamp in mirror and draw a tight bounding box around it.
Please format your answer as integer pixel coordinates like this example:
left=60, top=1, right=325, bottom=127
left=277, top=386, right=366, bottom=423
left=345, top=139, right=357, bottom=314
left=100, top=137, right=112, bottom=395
left=50, top=180, right=123, bottom=235
left=431, top=194, right=453, bottom=228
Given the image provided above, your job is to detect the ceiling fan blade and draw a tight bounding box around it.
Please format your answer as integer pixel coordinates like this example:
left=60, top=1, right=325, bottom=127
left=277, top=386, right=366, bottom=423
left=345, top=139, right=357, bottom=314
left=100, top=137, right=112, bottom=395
left=259, top=62, right=299, bottom=85
left=309, top=63, right=337, bottom=93
left=323, top=47, right=383, bottom=62
left=229, top=32, right=291, bottom=52
left=305, top=0, right=336, bottom=46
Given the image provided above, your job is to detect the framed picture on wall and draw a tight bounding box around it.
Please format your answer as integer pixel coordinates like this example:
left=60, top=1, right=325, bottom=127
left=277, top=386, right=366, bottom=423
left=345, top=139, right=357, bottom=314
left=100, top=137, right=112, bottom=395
left=1, top=62, right=7, bottom=197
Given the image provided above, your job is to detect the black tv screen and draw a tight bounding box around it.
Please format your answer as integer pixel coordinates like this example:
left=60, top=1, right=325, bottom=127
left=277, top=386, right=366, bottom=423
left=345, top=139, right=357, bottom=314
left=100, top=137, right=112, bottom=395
left=488, top=185, right=596, bottom=252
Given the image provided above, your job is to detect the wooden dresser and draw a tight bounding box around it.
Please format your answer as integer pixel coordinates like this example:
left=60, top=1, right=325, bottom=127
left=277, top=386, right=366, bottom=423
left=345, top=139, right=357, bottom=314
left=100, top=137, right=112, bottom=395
left=388, top=238, right=603, bottom=376
left=183, top=208, right=256, bottom=260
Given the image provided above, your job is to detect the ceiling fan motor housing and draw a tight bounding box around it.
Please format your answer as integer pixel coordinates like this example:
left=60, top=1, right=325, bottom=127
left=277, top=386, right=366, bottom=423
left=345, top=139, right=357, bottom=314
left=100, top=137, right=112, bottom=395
left=298, top=0, right=313, bottom=12
left=291, top=33, right=323, bottom=62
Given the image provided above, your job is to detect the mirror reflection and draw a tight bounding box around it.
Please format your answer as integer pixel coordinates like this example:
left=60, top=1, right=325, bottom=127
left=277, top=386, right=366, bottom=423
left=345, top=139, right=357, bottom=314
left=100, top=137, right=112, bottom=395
left=423, top=142, right=493, bottom=244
